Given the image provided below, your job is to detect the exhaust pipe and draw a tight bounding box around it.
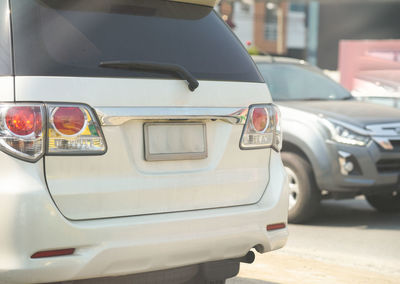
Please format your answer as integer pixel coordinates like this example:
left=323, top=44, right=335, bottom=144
left=237, top=251, right=255, bottom=264
left=201, top=251, right=256, bottom=281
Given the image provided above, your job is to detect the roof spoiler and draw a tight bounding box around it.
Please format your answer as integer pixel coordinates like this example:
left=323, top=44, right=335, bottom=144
left=171, top=0, right=218, bottom=7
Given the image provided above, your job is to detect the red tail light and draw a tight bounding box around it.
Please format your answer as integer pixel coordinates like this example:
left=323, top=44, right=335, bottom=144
left=47, top=104, right=106, bottom=155
left=240, top=104, right=282, bottom=151
left=0, top=103, right=106, bottom=162
left=52, top=107, right=86, bottom=136
left=251, top=107, right=268, bottom=132
left=5, top=106, right=42, bottom=136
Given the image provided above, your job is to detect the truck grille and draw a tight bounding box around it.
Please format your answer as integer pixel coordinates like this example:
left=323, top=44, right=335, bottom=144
left=390, top=140, right=400, bottom=151
left=379, top=140, right=400, bottom=152
left=376, top=159, right=400, bottom=173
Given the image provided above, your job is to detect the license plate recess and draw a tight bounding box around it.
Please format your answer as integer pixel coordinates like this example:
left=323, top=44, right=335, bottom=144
left=144, top=122, right=207, bottom=161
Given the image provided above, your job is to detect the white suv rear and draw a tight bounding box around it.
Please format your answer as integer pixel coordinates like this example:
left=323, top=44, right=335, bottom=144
left=0, top=0, right=288, bottom=283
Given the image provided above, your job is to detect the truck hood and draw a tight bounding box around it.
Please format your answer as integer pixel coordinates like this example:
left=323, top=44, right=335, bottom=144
left=278, top=100, right=400, bottom=128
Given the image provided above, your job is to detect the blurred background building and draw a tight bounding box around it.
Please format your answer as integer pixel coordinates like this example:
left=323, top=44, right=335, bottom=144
left=217, top=0, right=400, bottom=70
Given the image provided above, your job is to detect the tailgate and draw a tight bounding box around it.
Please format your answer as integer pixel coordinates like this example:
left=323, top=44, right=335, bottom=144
left=10, top=0, right=272, bottom=219
left=17, top=78, right=271, bottom=219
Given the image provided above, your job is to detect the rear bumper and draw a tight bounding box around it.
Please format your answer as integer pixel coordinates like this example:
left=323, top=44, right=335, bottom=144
left=0, top=152, right=288, bottom=284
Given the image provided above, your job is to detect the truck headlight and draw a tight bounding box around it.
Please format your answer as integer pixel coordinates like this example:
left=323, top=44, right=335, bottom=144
left=322, top=119, right=370, bottom=146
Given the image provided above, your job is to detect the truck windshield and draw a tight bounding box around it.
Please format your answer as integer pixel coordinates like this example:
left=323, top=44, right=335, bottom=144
left=257, top=63, right=352, bottom=101
left=10, top=0, right=263, bottom=83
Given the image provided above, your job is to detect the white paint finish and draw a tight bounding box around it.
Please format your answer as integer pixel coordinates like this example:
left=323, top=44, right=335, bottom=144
left=14, top=77, right=271, bottom=107
left=0, top=76, right=14, bottom=101
left=46, top=120, right=271, bottom=220
left=15, top=76, right=272, bottom=219
left=0, top=150, right=288, bottom=284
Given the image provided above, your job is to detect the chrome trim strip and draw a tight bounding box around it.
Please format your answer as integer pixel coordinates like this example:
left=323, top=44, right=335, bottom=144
left=95, top=107, right=248, bottom=126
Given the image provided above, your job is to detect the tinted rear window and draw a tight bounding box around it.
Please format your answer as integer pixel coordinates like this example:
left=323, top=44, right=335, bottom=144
left=10, top=0, right=263, bottom=82
left=0, top=0, right=12, bottom=76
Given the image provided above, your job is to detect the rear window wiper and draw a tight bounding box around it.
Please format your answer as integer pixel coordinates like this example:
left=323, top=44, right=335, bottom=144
left=99, top=60, right=199, bottom=92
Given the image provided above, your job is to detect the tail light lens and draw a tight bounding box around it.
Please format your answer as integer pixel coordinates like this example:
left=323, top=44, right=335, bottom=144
left=240, top=104, right=282, bottom=151
left=52, top=107, right=86, bottom=136
left=6, top=106, right=43, bottom=136
left=252, top=108, right=268, bottom=132
left=0, top=104, right=45, bottom=161
left=0, top=103, right=106, bottom=162
left=47, top=104, right=106, bottom=155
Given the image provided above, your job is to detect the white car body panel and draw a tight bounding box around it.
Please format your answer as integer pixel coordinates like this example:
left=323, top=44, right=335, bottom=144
left=0, top=76, right=14, bottom=101
left=15, top=77, right=269, bottom=107
left=45, top=121, right=271, bottom=220
left=15, top=77, right=273, bottom=220
left=0, top=150, right=288, bottom=284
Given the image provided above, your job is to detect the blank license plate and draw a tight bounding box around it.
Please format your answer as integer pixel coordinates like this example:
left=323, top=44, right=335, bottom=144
left=144, top=123, right=207, bottom=161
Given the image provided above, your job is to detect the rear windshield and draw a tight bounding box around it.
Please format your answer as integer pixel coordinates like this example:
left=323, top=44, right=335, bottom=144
left=0, top=0, right=12, bottom=76
left=10, top=0, right=263, bottom=82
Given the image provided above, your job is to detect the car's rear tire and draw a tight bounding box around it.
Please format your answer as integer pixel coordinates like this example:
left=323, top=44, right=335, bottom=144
left=282, top=152, right=321, bottom=223
left=365, top=193, right=400, bottom=212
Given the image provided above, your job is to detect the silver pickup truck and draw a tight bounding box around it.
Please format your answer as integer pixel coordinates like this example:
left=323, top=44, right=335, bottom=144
left=254, top=56, right=400, bottom=223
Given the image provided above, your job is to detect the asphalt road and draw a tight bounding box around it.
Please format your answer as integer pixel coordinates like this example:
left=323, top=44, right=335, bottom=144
left=230, top=197, right=400, bottom=284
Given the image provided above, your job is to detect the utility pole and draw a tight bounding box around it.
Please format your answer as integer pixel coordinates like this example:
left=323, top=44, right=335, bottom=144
left=307, top=1, right=320, bottom=65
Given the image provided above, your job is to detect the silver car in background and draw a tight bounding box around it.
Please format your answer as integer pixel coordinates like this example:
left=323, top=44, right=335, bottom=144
left=254, top=55, right=400, bottom=223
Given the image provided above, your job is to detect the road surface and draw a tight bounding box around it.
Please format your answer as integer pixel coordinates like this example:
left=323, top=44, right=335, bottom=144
left=230, top=197, right=400, bottom=284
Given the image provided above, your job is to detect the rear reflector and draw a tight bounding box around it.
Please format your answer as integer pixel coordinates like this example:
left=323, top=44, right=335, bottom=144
left=31, top=248, right=75, bottom=259
left=266, top=223, right=286, bottom=231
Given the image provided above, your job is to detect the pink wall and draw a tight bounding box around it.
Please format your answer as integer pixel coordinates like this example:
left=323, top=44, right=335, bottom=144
left=338, top=40, right=400, bottom=90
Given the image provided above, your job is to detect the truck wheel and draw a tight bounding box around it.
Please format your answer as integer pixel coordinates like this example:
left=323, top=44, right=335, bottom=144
left=281, top=152, right=321, bottom=223
left=365, top=193, right=400, bottom=212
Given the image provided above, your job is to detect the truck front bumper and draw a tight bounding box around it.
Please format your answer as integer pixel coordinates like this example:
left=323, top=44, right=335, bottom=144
left=318, top=140, right=400, bottom=194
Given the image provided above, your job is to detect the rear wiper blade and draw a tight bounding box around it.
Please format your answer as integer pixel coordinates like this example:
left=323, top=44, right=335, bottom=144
left=99, top=60, right=199, bottom=92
